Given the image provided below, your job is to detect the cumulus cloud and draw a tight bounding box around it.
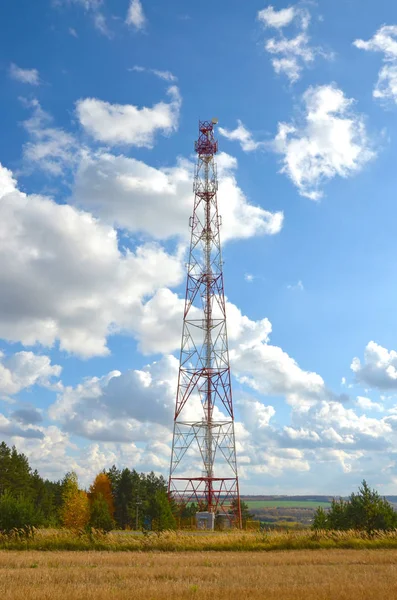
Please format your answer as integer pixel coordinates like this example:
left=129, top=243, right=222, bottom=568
left=354, top=26, right=397, bottom=104
left=12, top=407, right=43, bottom=425
left=257, top=4, right=328, bottom=82
left=11, top=426, right=171, bottom=486
left=356, top=395, right=384, bottom=412
left=0, top=162, right=183, bottom=357
left=35, top=294, right=397, bottom=487
left=232, top=342, right=328, bottom=409
left=0, top=414, right=44, bottom=439
left=126, top=0, right=146, bottom=30
left=47, top=302, right=272, bottom=444
left=21, top=99, right=78, bottom=175
left=72, top=150, right=283, bottom=241
left=49, top=355, right=178, bottom=442
left=0, top=351, right=61, bottom=397
left=125, top=288, right=273, bottom=356
left=351, top=341, right=397, bottom=390
left=9, top=63, right=40, bottom=85
left=76, top=86, right=181, bottom=147
left=218, top=120, right=265, bottom=152
left=274, top=84, right=375, bottom=199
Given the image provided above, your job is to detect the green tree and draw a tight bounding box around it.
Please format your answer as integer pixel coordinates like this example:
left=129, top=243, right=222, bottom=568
left=346, top=480, right=397, bottom=534
left=0, top=442, right=33, bottom=498
left=312, top=480, right=397, bottom=533
left=312, top=506, right=328, bottom=529
left=147, top=489, right=176, bottom=531
left=0, top=490, right=41, bottom=535
left=89, top=493, right=115, bottom=532
left=230, top=499, right=254, bottom=527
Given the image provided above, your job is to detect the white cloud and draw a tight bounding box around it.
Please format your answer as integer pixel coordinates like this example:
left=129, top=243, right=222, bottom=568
left=356, top=395, right=384, bottom=412
left=53, top=0, right=110, bottom=37
left=9, top=63, right=40, bottom=85
left=93, top=11, right=111, bottom=37
left=21, top=99, right=78, bottom=175
left=112, top=283, right=330, bottom=416
left=55, top=0, right=102, bottom=8
left=126, top=0, right=146, bottom=30
left=232, top=342, right=327, bottom=410
left=219, top=120, right=264, bottom=152
left=257, top=5, right=296, bottom=29
left=237, top=397, right=275, bottom=429
left=31, top=292, right=397, bottom=487
left=69, top=27, right=78, bottom=37
left=0, top=414, right=44, bottom=439
left=125, top=288, right=273, bottom=356
left=130, top=65, right=177, bottom=82
left=49, top=355, right=178, bottom=442
left=309, top=401, right=391, bottom=438
left=72, top=150, right=283, bottom=240
left=0, top=420, right=170, bottom=486
left=245, top=273, right=255, bottom=283
left=354, top=26, right=397, bottom=104
left=76, top=86, right=181, bottom=147
left=287, top=280, right=304, bottom=291
left=257, top=4, right=327, bottom=82
left=0, top=351, right=61, bottom=397
left=274, top=84, right=375, bottom=199
left=351, top=341, right=397, bottom=390
left=0, top=162, right=183, bottom=357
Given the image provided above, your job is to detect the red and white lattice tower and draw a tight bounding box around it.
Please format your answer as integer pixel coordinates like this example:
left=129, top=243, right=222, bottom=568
left=168, top=119, right=241, bottom=527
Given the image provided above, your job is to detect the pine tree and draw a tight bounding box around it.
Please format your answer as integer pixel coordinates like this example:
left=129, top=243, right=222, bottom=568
left=147, top=489, right=176, bottom=531
left=312, top=480, right=397, bottom=533
left=230, top=499, right=254, bottom=527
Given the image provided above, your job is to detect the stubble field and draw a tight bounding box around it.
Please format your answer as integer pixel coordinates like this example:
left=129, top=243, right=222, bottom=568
left=1, top=549, right=397, bottom=600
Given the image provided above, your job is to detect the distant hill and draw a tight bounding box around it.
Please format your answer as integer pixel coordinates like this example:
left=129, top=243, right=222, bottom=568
left=241, top=495, right=335, bottom=502
left=241, top=495, right=397, bottom=504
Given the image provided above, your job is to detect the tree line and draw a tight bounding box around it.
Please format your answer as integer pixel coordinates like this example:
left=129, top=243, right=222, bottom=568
left=0, top=441, right=175, bottom=533
left=313, top=480, right=397, bottom=534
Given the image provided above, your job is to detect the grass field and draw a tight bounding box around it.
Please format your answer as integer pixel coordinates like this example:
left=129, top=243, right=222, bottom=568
left=245, top=500, right=332, bottom=509
left=1, top=549, right=397, bottom=599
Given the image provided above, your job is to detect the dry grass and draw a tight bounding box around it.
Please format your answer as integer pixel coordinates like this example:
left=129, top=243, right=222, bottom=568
left=3, top=528, right=397, bottom=551
left=1, top=549, right=397, bottom=599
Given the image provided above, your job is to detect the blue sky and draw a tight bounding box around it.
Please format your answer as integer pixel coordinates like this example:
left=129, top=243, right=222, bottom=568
left=2, top=0, right=397, bottom=494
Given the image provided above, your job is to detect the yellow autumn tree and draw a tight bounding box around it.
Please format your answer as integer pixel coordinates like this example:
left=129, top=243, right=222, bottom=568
left=61, top=472, right=90, bottom=530
left=89, top=472, right=114, bottom=517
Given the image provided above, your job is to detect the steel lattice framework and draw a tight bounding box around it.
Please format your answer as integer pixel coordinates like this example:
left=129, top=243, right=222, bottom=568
left=168, top=120, right=241, bottom=527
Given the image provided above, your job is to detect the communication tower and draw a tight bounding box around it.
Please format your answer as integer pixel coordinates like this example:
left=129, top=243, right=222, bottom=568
left=168, top=119, right=241, bottom=527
